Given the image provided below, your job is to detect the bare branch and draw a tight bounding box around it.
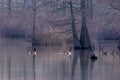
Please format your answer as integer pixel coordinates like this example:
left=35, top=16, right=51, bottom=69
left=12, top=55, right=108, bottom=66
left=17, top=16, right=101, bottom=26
left=111, top=3, right=120, bottom=10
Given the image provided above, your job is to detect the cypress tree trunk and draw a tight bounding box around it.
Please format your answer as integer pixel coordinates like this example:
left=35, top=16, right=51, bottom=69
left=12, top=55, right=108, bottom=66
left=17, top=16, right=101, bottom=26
left=69, top=0, right=81, bottom=49
left=1, top=0, right=4, bottom=17
left=80, top=0, right=92, bottom=49
left=8, top=0, right=11, bottom=13
left=86, top=0, right=93, bottom=19
left=23, top=0, right=27, bottom=16
left=32, top=0, right=36, bottom=47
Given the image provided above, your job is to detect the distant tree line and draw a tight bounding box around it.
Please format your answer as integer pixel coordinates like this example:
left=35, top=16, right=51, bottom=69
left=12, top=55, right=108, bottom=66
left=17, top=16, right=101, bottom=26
left=0, top=0, right=120, bottom=45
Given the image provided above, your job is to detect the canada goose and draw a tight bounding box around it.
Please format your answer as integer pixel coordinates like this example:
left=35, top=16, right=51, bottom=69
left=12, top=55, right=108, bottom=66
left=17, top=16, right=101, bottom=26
left=102, top=51, right=107, bottom=56
left=101, top=48, right=107, bottom=56
left=28, top=48, right=37, bottom=56
left=111, top=51, right=119, bottom=60
left=64, top=47, right=72, bottom=58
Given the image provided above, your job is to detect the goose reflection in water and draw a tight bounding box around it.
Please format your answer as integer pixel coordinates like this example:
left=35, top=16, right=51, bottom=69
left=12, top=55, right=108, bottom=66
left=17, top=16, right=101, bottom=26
left=71, top=49, right=97, bottom=80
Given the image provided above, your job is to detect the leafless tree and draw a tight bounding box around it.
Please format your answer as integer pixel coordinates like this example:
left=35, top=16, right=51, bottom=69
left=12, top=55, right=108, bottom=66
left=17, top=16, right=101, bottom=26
left=8, top=0, right=11, bottom=13
left=79, top=0, right=92, bottom=49
left=69, top=0, right=81, bottom=48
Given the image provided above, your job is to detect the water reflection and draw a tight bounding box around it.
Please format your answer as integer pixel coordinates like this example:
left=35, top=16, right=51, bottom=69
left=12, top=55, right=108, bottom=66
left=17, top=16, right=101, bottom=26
left=71, top=49, right=96, bottom=80
left=1, top=39, right=120, bottom=80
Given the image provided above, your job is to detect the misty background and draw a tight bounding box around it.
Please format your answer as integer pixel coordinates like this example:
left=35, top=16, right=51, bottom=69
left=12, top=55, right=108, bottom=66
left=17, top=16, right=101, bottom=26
left=0, top=0, right=120, bottom=45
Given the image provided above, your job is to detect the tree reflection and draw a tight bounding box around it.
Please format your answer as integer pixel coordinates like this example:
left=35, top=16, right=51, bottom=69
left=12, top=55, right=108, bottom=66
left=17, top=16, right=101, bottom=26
left=71, top=49, right=96, bottom=80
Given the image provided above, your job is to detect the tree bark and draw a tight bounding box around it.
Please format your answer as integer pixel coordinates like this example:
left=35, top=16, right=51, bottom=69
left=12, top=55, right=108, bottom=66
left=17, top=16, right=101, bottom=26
left=86, top=0, right=93, bottom=19
left=69, top=0, right=81, bottom=49
left=1, top=0, right=4, bottom=17
left=80, top=0, right=92, bottom=49
left=32, top=0, right=37, bottom=46
left=8, top=0, right=11, bottom=13
left=23, top=0, right=27, bottom=16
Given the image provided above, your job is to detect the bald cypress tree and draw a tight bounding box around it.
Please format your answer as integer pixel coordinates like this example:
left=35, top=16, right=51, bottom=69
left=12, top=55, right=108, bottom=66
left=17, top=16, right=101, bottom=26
left=32, top=0, right=37, bottom=47
left=23, top=0, right=27, bottom=16
left=1, top=0, right=4, bottom=16
left=79, top=0, right=92, bottom=49
left=69, top=0, right=81, bottom=49
left=8, top=0, right=12, bottom=13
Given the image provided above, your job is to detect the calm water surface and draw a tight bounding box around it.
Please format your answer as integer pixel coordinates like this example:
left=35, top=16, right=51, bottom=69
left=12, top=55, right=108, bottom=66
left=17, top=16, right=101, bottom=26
left=0, top=38, right=120, bottom=80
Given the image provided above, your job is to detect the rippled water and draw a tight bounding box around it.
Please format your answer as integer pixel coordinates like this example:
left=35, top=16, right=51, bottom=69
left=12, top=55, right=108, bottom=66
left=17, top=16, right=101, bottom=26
left=0, top=38, right=120, bottom=80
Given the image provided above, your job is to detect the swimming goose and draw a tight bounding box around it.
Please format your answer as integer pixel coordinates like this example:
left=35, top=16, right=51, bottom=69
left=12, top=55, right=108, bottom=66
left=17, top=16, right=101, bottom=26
left=102, top=51, right=107, bottom=56
left=64, top=47, right=72, bottom=58
left=28, top=48, right=37, bottom=56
